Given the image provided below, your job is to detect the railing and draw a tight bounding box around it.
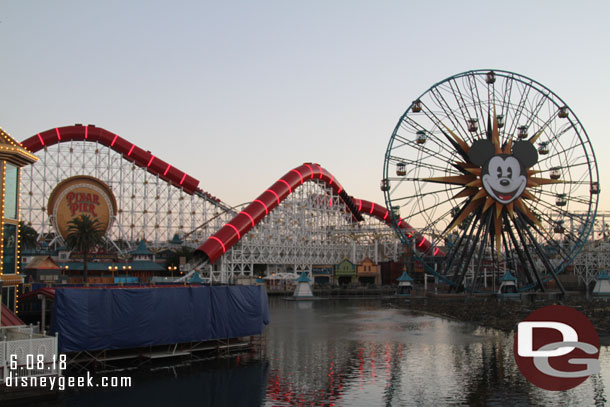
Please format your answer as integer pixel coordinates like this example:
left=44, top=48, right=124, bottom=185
left=0, top=328, right=60, bottom=384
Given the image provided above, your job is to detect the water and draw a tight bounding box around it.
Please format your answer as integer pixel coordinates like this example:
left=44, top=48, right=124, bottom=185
left=41, top=298, right=610, bottom=406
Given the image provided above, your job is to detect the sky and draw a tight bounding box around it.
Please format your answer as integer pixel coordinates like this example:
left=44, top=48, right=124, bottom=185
left=1, top=0, right=609, bottom=212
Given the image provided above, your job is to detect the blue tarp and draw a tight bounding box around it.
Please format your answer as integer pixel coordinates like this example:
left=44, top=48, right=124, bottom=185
left=51, top=285, right=270, bottom=353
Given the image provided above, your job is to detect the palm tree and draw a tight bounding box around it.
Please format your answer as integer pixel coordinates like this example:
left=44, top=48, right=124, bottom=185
left=65, top=215, right=105, bottom=284
left=19, top=221, right=39, bottom=250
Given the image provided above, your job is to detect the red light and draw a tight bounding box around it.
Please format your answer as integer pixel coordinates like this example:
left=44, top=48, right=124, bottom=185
left=358, top=200, right=362, bottom=212
left=329, top=198, right=333, bottom=207
left=329, top=174, right=334, bottom=185
left=291, top=169, right=304, bottom=184
left=266, top=189, right=280, bottom=205
left=226, top=223, right=241, bottom=240
left=55, top=128, right=61, bottom=141
left=304, top=163, right=314, bottom=179
left=209, top=236, right=226, bottom=253
left=398, top=219, right=403, bottom=227
left=254, top=199, right=268, bottom=215
left=316, top=164, right=323, bottom=179
left=37, top=133, right=44, bottom=146
left=147, top=155, right=155, bottom=167
left=127, top=144, right=135, bottom=156
left=418, top=238, right=426, bottom=248
left=179, top=173, right=187, bottom=185
left=370, top=202, right=375, bottom=214
left=240, top=211, right=255, bottom=227
left=278, top=179, right=292, bottom=193
left=434, top=247, right=439, bottom=256
left=163, top=164, right=171, bottom=176
left=84, top=126, right=88, bottom=139
left=337, top=184, right=343, bottom=194
left=110, top=134, right=118, bottom=147
left=383, top=210, right=388, bottom=220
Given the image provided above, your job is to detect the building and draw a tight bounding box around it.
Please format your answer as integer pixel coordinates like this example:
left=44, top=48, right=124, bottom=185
left=356, top=256, right=381, bottom=285
left=0, top=126, right=37, bottom=322
left=593, top=270, right=610, bottom=296
left=23, top=255, right=68, bottom=284
left=312, top=265, right=333, bottom=285
left=396, top=271, right=414, bottom=296
left=0, top=128, right=57, bottom=392
left=129, top=240, right=165, bottom=283
left=293, top=272, right=314, bottom=298
left=498, top=270, right=518, bottom=294
left=335, top=258, right=356, bottom=286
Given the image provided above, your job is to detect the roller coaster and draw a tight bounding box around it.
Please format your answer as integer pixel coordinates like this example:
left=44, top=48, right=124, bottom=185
left=20, top=124, right=436, bottom=284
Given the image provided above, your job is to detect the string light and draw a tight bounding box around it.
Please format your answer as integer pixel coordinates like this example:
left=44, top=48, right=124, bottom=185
left=0, top=128, right=37, bottom=161
left=1, top=161, right=5, bottom=275
left=16, top=163, right=21, bottom=274
left=0, top=128, right=37, bottom=317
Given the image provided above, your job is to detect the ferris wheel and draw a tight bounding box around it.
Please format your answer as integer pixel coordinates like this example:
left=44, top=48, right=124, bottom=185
left=382, top=69, right=599, bottom=292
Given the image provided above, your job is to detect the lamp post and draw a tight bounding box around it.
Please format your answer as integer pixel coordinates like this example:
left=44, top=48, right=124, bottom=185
left=168, top=265, right=177, bottom=278
left=122, top=265, right=132, bottom=282
left=108, top=265, right=118, bottom=282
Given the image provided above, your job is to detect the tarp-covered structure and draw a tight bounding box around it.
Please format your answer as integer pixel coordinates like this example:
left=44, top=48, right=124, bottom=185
left=51, top=285, right=269, bottom=353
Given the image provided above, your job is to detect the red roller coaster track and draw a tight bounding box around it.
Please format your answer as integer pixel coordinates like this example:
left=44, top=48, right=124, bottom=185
left=21, top=126, right=442, bottom=262
left=196, top=163, right=443, bottom=264
left=21, top=124, right=218, bottom=200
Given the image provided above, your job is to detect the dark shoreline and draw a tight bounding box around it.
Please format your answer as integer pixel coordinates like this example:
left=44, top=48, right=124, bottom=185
left=273, top=288, right=610, bottom=341
left=397, top=294, right=610, bottom=345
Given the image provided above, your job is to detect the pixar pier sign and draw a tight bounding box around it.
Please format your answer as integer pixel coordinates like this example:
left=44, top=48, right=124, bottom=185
left=66, top=191, right=102, bottom=217
left=47, top=175, right=118, bottom=241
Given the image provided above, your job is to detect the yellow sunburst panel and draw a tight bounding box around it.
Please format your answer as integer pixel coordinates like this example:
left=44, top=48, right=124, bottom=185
left=502, top=138, right=513, bottom=154
left=482, top=197, right=495, bottom=213
left=528, top=128, right=546, bottom=144
left=423, top=175, right=477, bottom=185
left=439, top=122, right=470, bottom=153
left=491, top=108, right=502, bottom=154
left=513, top=198, right=542, bottom=228
left=462, top=167, right=481, bottom=176
left=511, top=198, right=555, bottom=241
left=495, top=202, right=503, bottom=219
left=471, top=189, right=487, bottom=201
left=527, top=177, right=562, bottom=187
left=453, top=187, right=479, bottom=199
left=506, top=202, right=514, bottom=218
left=465, top=179, right=482, bottom=188
left=520, top=190, right=538, bottom=201
left=447, top=199, right=481, bottom=232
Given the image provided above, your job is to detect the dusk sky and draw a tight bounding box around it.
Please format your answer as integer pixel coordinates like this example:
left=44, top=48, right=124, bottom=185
left=1, top=1, right=609, bottom=213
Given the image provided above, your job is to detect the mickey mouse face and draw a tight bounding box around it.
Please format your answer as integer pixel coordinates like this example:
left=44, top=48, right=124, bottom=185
left=482, top=155, right=527, bottom=204
left=469, top=139, right=538, bottom=205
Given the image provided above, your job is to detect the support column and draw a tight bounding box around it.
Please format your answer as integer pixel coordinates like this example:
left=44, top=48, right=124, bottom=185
left=37, top=294, right=46, bottom=335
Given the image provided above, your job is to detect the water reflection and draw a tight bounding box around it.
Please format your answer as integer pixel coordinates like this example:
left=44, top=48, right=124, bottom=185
left=40, top=359, right=269, bottom=407
left=263, top=298, right=609, bottom=406
left=36, top=298, right=610, bottom=407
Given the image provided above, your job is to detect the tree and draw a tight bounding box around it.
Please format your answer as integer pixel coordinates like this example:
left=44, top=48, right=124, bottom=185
left=19, top=221, right=38, bottom=250
left=65, top=215, right=105, bottom=284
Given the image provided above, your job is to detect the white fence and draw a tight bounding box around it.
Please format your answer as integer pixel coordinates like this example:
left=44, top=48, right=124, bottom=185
left=0, top=326, right=60, bottom=383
